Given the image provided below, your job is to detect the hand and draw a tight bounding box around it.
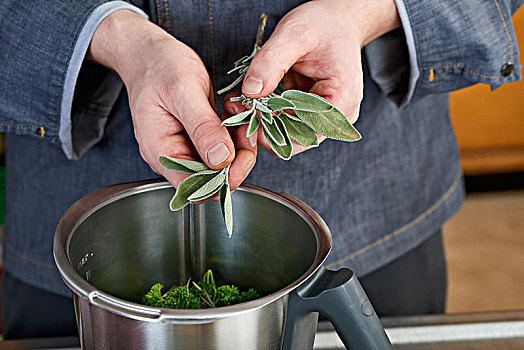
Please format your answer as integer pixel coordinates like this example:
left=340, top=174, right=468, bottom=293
left=226, top=0, right=400, bottom=158
left=87, top=10, right=256, bottom=191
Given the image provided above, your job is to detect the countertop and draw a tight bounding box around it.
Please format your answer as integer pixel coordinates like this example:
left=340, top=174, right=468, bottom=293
left=1, top=310, right=523, bottom=349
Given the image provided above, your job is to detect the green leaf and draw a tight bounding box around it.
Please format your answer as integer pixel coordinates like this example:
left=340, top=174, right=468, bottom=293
left=187, top=172, right=226, bottom=201
left=158, top=156, right=209, bottom=174
left=246, top=111, right=260, bottom=137
left=222, top=109, right=253, bottom=126
left=261, top=118, right=286, bottom=146
left=259, top=110, right=273, bottom=124
left=254, top=100, right=272, bottom=113
left=278, top=113, right=319, bottom=147
left=281, top=111, right=303, bottom=122
left=170, top=172, right=219, bottom=211
left=263, top=116, right=293, bottom=160
left=281, top=90, right=334, bottom=112
left=219, top=183, right=233, bottom=237
left=295, top=107, right=361, bottom=142
left=267, top=97, right=296, bottom=111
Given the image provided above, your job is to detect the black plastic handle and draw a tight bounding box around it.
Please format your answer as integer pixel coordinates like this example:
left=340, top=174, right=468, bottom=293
left=282, top=266, right=392, bottom=350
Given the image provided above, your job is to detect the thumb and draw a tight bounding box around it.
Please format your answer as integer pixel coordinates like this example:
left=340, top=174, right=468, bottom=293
left=176, top=92, right=235, bottom=170
left=242, top=27, right=309, bottom=98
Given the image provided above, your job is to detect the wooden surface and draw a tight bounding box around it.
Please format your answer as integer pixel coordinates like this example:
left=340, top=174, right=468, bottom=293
left=443, top=189, right=524, bottom=313
left=449, top=8, right=524, bottom=175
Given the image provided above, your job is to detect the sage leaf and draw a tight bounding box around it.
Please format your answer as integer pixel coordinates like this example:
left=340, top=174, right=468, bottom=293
left=259, top=110, right=273, bottom=124
left=261, top=118, right=286, bottom=146
left=187, top=172, right=226, bottom=201
left=254, top=100, right=272, bottom=113
left=267, top=97, right=296, bottom=111
left=278, top=113, right=319, bottom=147
left=281, top=111, right=303, bottom=122
left=281, top=90, right=334, bottom=112
left=263, top=116, right=292, bottom=160
left=170, top=172, right=218, bottom=211
left=219, top=183, right=233, bottom=237
left=158, top=156, right=209, bottom=174
left=295, top=107, right=361, bottom=142
left=222, top=109, right=253, bottom=126
left=246, top=111, right=260, bottom=137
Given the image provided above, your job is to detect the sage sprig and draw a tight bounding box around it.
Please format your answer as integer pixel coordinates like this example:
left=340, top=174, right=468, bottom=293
left=219, top=91, right=361, bottom=159
left=217, top=14, right=361, bottom=159
left=159, top=156, right=233, bottom=237
left=159, top=13, right=362, bottom=238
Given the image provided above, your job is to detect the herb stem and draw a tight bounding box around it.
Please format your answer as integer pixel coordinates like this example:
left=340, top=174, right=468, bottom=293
left=256, top=13, right=268, bottom=47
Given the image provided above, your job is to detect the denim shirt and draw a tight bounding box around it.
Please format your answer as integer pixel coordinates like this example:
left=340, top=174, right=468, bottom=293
left=0, top=0, right=521, bottom=297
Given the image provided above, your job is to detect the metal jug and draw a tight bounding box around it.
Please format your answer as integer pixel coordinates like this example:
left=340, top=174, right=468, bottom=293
left=54, top=180, right=391, bottom=349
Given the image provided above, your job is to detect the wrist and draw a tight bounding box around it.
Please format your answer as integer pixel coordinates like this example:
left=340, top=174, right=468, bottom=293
left=327, top=0, right=401, bottom=47
left=87, top=9, right=170, bottom=83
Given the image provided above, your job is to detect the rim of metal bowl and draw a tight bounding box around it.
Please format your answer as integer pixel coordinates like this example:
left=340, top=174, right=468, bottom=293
left=53, top=180, right=332, bottom=322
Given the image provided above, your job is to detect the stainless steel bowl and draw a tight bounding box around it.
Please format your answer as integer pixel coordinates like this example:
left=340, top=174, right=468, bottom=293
left=54, top=181, right=390, bottom=350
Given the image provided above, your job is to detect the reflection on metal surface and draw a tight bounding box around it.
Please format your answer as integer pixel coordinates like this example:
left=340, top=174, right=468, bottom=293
left=3, top=312, right=524, bottom=349
left=314, top=311, right=524, bottom=349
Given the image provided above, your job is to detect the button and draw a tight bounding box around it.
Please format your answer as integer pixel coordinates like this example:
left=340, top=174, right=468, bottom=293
left=501, top=62, right=514, bottom=77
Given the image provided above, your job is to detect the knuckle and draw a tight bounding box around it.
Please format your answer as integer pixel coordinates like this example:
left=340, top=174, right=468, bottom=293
left=190, top=118, right=220, bottom=145
left=282, top=19, right=309, bottom=43
left=253, top=50, right=287, bottom=80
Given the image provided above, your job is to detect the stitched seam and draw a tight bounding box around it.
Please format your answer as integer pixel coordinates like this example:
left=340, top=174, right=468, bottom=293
left=433, top=72, right=448, bottom=80
left=430, top=0, right=514, bottom=82
left=164, top=0, right=172, bottom=33
left=431, top=64, right=505, bottom=79
left=0, top=124, right=46, bottom=137
left=155, top=0, right=162, bottom=27
left=4, top=241, right=58, bottom=270
left=493, top=0, right=514, bottom=63
left=207, top=0, right=218, bottom=108
left=326, top=172, right=462, bottom=269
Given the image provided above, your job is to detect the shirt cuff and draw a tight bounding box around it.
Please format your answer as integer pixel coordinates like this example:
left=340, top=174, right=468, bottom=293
left=393, top=0, right=419, bottom=107
left=59, top=1, right=148, bottom=160
left=363, top=0, right=419, bottom=107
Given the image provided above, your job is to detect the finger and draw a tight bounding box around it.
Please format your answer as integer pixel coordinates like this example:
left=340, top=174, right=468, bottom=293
left=228, top=129, right=257, bottom=191
left=141, top=132, right=200, bottom=187
left=223, top=92, right=248, bottom=116
left=309, top=76, right=363, bottom=124
left=217, top=112, right=257, bottom=190
left=242, top=21, right=315, bottom=98
left=174, top=88, right=235, bottom=170
left=282, top=69, right=315, bottom=91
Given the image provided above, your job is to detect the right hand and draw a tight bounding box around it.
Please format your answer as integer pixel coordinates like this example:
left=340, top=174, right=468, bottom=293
left=87, top=10, right=257, bottom=191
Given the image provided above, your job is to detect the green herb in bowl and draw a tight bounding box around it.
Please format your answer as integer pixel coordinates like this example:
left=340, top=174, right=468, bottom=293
left=142, top=270, right=260, bottom=309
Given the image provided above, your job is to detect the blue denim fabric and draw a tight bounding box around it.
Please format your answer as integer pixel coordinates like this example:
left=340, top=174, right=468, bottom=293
left=0, top=0, right=521, bottom=297
left=60, top=1, right=147, bottom=160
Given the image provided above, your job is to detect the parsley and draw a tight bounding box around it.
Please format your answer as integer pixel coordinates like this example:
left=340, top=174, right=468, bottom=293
left=141, top=270, right=260, bottom=309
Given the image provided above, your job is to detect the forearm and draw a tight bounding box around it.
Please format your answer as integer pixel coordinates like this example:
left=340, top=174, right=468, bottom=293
left=87, top=9, right=171, bottom=87
left=342, top=0, right=402, bottom=47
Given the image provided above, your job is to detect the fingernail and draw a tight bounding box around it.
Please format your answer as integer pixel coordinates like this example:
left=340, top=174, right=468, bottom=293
left=248, top=133, right=257, bottom=148
left=207, top=143, right=230, bottom=166
left=243, top=76, right=263, bottom=95
left=244, top=156, right=256, bottom=176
